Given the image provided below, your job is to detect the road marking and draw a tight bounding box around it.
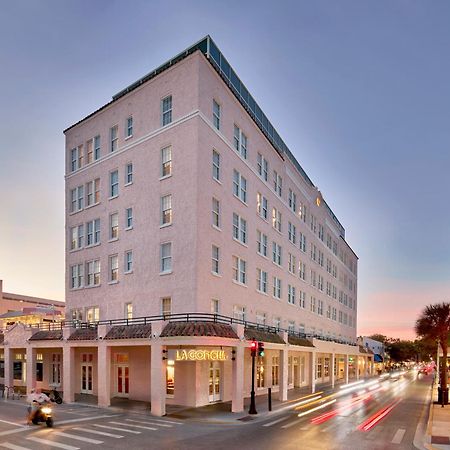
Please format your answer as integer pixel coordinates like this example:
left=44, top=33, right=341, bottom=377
left=0, top=430, right=30, bottom=438
left=281, top=419, right=304, bottom=429
left=51, top=432, right=103, bottom=444
left=149, top=419, right=183, bottom=425
left=0, top=421, right=27, bottom=429
left=26, top=437, right=79, bottom=450
left=125, top=419, right=172, bottom=428
left=262, top=417, right=290, bottom=427
left=92, top=424, right=140, bottom=434
left=57, top=415, right=118, bottom=425
left=72, top=428, right=123, bottom=439
left=0, top=443, right=31, bottom=450
left=391, top=428, right=406, bottom=444
left=109, top=421, right=157, bottom=431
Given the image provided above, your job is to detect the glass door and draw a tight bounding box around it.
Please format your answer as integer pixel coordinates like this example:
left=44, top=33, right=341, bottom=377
left=116, top=365, right=129, bottom=397
left=208, top=362, right=221, bottom=402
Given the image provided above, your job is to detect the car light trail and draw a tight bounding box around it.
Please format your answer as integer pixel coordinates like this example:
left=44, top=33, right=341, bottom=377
left=357, top=399, right=402, bottom=431
left=297, top=399, right=336, bottom=418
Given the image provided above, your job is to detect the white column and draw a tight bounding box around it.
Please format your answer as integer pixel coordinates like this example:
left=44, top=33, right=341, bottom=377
left=26, top=347, right=36, bottom=393
left=151, top=342, right=166, bottom=417
left=310, top=351, right=316, bottom=393
left=331, top=353, right=335, bottom=388
left=63, top=346, right=75, bottom=403
left=279, top=347, right=288, bottom=402
left=344, top=355, right=349, bottom=384
left=232, top=344, right=244, bottom=412
left=356, top=356, right=360, bottom=380
left=4, top=348, right=13, bottom=389
left=97, top=344, right=111, bottom=408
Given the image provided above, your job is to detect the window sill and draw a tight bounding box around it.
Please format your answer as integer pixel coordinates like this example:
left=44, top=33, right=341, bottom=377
left=232, top=238, right=248, bottom=248
left=124, top=270, right=133, bottom=275
left=69, top=247, right=84, bottom=253
left=85, top=242, right=101, bottom=249
left=108, top=238, right=119, bottom=243
left=85, top=202, right=100, bottom=210
left=159, top=270, right=173, bottom=276
left=212, top=177, right=222, bottom=185
left=233, top=195, right=248, bottom=207
left=232, top=280, right=247, bottom=288
left=68, top=209, right=83, bottom=216
left=159, top=174, right=172, bottom=181
left=256, top=252, right=269, bottom=259
left=256, top=289, right=268, bottom=296
left=108, top=280, right=119, bottom=285
left=125, top=135, right=133, bottom=141
left=272, top=261, right=283, bottom=269
left=212, top=225, right=222, bottom=232
left=160, top=223, right=172, bottom=229
left=257, top=213, right=269, bottom=223
left=211, top=272, right=221, bottom=278
left=124, top=182, right=133, bottom=187
left=108, top=195, right=119, bottom=201
left=125, top=226, right=133, bottom=231
left=85, top=284, right=101, bottom=289
left=70, top=287, right=84, bottom=291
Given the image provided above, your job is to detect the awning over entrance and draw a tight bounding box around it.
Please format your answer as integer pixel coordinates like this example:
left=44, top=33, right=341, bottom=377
left=374, top=354, right=384, bottom=363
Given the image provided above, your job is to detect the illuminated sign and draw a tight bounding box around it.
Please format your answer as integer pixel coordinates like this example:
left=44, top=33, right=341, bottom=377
left=175, top=349, right=227, bottom=361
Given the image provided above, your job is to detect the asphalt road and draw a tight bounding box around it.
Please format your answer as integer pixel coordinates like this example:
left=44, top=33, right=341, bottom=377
left=0, top=371, right=432, bottom=450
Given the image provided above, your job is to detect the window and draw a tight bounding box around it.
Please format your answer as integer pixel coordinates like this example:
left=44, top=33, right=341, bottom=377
left=256, top=311, right=266, bottom=326
left=299, top=202, right=307, bottom=222
left=311, top=243, right=317, bottom=261
left=70, top=145, right=83, bottom=172
left=86, top=218, right=100, bottom=246
left=110, top=170, right=119, bottom=198
left=161, top=146, right=172, bottom=177
left=212, top=150, right=220, bottom=181
left=160, top=242, right=172, bottom=273
left=288, top=189, right=296, bottom=212
left=110, top=213, right=119, bottom=240
left=212, top=198, right=220, bottom=228
left=299, top=261, right=306, bottom=281
left=299, top=232, right=306, bottom=252
left=213, top=100, right=220, bottom=130
left=318, top=250, right=324, bottom=267
left=326, top=305, right=331, bottom=319
left=86, top=139, right=93, bottom=164
left=318, top=299, right=324, bottom=316
left=257, top=269, right=268, bottom=294
left=70, top=225, right=84, bottom=251
left=162, top=297, right=172, bottom=315
left=211, top=245, right=220, bottom=274
left=326, top=281, right=331, bottom=296
left=211, top=299, right=219, bottom=314
left=288, top=284, right=296, bottom=305
left=126, top=117, right=133, bottom=138
left=233, top=170, right=247, bottom=203
left=257, top=230, right=268, bottom=257
left=110, top=125, right=118, bottom=152
left=86, top=259, right=100, bottom=287
left=310, top=296, right=316, bottom=313
left=70, top=186, right=84, bottom=213
left=51, top=354, right=61, bottom=385
left=257, top=153, right=268, bottom=181
left=125, top=163, right=133, bottom=185
left=318, top=275, right=324, bottom=292
left=273, top=317, right=281, bottom=329
left=299, top=291, right=306, bottom=308
left=273, top=277, right=281, bottom=299
left=288, top=222, right=296, bottom=244
left=257, top=193, right=268, bottom=220
left=233, top=305, right=246, bottom=322
left=233, top=125, right=247, bottom=159
left=161, top=95, right=172, bottom=126
left=232, top=256, right=246, bottom=285
left=94, top=135, right=101, bottom=160
left=161, top=194, right=172, bottom=225
left=310, top=270, right=317, bottom=287
left=70, top=264, right=84, bottom=289
left=86, top=179, right=100, bottom=207
left=232, top=213, right=247, bottom=244
left=272, top=242, right=282, bottom=266
left=318, top=224, right=324, bottom=241
left=109, top=255, right=119, bottom=282
left=273, top=170, right=282, bottom=197
left=71, top=308, right=83, bottom=321
left=332, top=307, right=337, bottom=321
left=125, top=207, right=133, bottom=229
left=288, top=253, right=296, bottom=274
left=125, top=303, right=133, bottom=319
left=272, top=357, right=279, bottom=386
left=125, top=250, right=133, bottom=273
left=272, top=208, right=281, bottom=232
left=86, top=306, right=99, bottom=323
left=310, top=214, right=317, bottom=233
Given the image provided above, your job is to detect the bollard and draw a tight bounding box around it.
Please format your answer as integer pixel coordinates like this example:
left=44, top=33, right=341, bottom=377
left=268, top=387, right=272, bottom=411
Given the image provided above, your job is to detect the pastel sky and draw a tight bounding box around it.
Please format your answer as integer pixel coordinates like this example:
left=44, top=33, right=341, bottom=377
left=1, top=1, right=450, bottom=340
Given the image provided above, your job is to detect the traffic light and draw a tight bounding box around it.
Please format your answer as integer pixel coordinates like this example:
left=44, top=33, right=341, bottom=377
left=250, top=340, right=257, bottom=357
left=258, top=342, right=265, bottom=357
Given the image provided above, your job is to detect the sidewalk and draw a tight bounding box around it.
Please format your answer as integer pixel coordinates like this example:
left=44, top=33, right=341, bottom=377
left=425, top=382, right=450, bottom=450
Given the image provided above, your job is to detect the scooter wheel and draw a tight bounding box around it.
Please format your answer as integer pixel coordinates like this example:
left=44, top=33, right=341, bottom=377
left=56, top=398, right=63, bottom=405
left=46, top=418, right=53, bottom=428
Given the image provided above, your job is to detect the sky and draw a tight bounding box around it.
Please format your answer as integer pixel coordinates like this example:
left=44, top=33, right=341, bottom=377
left=1, top=0, right=450, bottom=340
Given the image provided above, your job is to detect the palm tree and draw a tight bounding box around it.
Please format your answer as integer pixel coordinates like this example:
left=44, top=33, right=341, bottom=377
left=415, top=303, right=450, bottom=404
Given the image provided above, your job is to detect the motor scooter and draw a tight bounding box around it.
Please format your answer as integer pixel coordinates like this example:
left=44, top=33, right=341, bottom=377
left=30, top=402, right=53, bottom=427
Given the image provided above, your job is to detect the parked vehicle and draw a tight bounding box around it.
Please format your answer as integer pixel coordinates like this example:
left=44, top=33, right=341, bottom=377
left=48, top=388, right=63, bottom=404
left=30, top=402, right=53, bottom=427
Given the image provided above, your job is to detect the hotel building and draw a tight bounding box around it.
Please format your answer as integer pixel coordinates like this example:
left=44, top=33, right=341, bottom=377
left=0, top=36, right=372, bottom=415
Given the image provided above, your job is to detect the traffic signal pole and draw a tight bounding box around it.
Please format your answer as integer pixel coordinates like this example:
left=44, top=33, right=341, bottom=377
left=249, top=341, right=257, bottom=414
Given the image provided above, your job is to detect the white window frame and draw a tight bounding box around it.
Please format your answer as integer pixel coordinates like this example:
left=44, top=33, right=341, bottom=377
left=211, top=245, right=220, bottom=275
left=160, top=242, right=172, bottom=274
left=233, top=124, right=247, bottom=159
left=232, top=256, right=247, bottom=285
left=125, top=250, right=133, bottom=273
left=213, top=100, right=221, bottom=130
left=232, top=170, right=247, bottom=203
left=161, top=146, right=172, bottom=178
left=161, top=194, right=172, bottom=226
left=232, top=213, right=247, bottom=244
left=257, top=153, right=268, bottom=182
left=110, top=170, right=119, bottom=198
left=110, top=125, right=118, bottom=152
left=212, top=149, right=220, bottom=181
left=161, top=95, right=172, bottom=126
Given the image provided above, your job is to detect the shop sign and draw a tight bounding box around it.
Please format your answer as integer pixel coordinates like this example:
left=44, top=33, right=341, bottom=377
left=174, top=349, right=227, bottom=361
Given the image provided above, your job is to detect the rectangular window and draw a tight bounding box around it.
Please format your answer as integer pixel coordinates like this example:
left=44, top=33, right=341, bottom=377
left=212, top=198, right=220, bottom=228
left=125, top=303, right=133, bottom=319
left=161, top=95, right=172, bottom=126
left=109, top=255, right=119, bottom=282
left=125, top=250, right=133, bottom=273
left=233, top=125, right=247, bottom=159
left=256, top=311, right=266, bottom=326
left=70, top=186, right=84, bottom=213
left=299, top=261, right=306, bottom=281
left=70, top=225, right=84, bottom=251
left=213, top=100, right=220, bottom=130
left=256, top=230, right=268, bottom=257
left=211, top=245, right=220, bottom=274
left=86, top=259, right=100, bottom=286
left=288, top=284, right=296, bottom=305
left=288, top=253, right=296, bottom=274
left=126, top=207, right=133, bottom=229
left=51, top=354, right=62, bottom=385
left=299, top=291, right=306, bottom=308
left=257, top=269, right=268, bottom=294
left=161, top=194, right=172, bottom=225
left=273, top=277, right=281, bottom=299
left=211, top=299, right=219, bottom=314
left=110, top=212, right=119, bottom=240
left=273, top=170, right=282, bottom=197
left=110, top=125, right=118, bottom=152
left=86, top=178, right=100, bottom=207
left=86, top=139, right=93, bottom=164
left=272, top=208, right=281, bottom=232
left=288, top=189, right=296, bottom=212
left=232, top=256, right=246, bottom=285
left=318, top=224, right=324, bottom=241
left=161, top=146, right=172, bottom=177
left=86, top=306, right=99, bottom=323
left=70, top=264, right=84, bottom=289
left=310, top=296, right=316, bottom=313
left=94, top=135, right=101, bottom=160
left=288, top=222, right=296, bottom=244
left=212, top=150, right=220, bottom=181
left=257, top=193, right=268, bottom=220
left=126, top=117, right=133, bottom=138
left=160, top=242, right=172, bottom=273
left=272, top=242, right=282, bottom=266
left=232, top=170, right=247, bottom=203
left=86, top=218, right=100, bottom=246
left=233, top=305, right=246, bottom=322
left=272, top=357, right=279, bottom=386
left=162, top=297, right=172, bottom=315
left=70, top=148, right=77, bottom=172
left=318, top=299, right=324, bottom=316
left=257, top=153, right=268, bottom=182
left=232, top=213, right=247, bottom=244
left=76, top=145, right=83, bottom=169
left=299, top=232, right=306, bottom=252
left=124, top=163, right=133, bottom=185
left=110, top=170, right=119, bottom=198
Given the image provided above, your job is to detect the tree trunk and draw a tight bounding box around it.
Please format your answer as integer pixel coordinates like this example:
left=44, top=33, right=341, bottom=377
left=440, top=338, right=447, bottom=391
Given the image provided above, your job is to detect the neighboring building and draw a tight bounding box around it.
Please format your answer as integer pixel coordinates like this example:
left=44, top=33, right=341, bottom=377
left=358, top=336, right=385, bottom=372
left=0, top=36, right=371, bottom=415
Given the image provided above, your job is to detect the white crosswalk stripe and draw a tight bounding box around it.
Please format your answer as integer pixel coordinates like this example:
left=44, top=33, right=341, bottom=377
left=92, top=424, right=140, bottom=434
left=108, top=421, right=156, bottom=431
left=0, top=443, right=31, bottom=450
left=26, top=437, right=80, bottom=450
left=262, top=416, right=290, bottom=427
left=147, top=419, right=183, bottom=425
left=125, top=419, right=172, bottom=428
left=57, top=415, right=118, bottom=425
left=51, top=432, right=103, bottom=444
left=391, top=428, right=406, bottom=444
left=72, top=427, right=123, bottom=439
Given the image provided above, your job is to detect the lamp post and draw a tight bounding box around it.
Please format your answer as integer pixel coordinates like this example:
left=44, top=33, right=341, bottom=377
left=249, top=340, right=257, bottom=414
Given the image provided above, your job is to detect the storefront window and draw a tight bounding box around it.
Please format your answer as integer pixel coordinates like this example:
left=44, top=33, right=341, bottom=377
left=51, top=354, right=61, bottom=385
left=13, top=362, right=22, bottom=380
left=272, top=356, right=279, bottom=386
left=166, top=361, right=174, bottom=396
left=36, top=362, right=43, bottom=382
left=316, top=357, right=323, bottom=379
left=324, top=357, right=330, bottom=377
left=288, top=356, right=293, bottom=385
left=256, top=357, right=265, bottom=388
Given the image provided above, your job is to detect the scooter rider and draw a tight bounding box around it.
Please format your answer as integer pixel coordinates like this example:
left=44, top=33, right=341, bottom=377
left=27, top=388, right=51, bottom=425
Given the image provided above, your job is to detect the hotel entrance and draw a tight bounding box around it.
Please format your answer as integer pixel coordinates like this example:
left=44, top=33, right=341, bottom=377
left=114, top=353, right=129, bottom=397
left=80, top=354, right=93, bottom=394
left=208, top=361, right=221, bottom=402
